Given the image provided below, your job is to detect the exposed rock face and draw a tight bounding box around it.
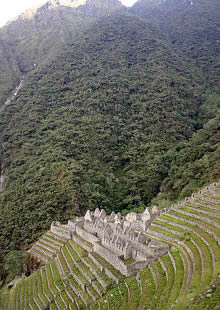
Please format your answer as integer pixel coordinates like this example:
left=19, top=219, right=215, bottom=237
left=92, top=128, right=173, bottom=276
left=51, top=207, right=169, bottom=276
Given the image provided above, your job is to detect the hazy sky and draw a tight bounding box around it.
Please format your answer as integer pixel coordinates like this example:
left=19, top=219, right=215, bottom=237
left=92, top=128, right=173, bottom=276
left=0, top=0, right=137, bottom=27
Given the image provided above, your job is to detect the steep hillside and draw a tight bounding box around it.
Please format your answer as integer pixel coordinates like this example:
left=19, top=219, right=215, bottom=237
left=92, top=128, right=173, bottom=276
left=0, top=38, right=21, bottom=106
left=131, top=0, right=220, bottom=86
left=0, top=0, right=219, bottom=289
left=0, top=13, right=206, bottom=256
left=1, top=182, right=219, bottom=309
left=0, top=0, right=124, bottom=73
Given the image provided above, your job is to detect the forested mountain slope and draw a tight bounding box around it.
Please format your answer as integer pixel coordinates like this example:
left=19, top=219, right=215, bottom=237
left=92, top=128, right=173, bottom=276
left=0, top=38, right=21, bottom=105
left=0, top=0, right=124, bottom=103
left=0, top=0, right=219, bottom=287
left=131, top=0, right=220, bottom=84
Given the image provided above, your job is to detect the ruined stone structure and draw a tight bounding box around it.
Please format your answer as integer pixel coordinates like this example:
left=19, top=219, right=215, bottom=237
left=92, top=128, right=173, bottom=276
left=50, top=207, right=169, bottom=276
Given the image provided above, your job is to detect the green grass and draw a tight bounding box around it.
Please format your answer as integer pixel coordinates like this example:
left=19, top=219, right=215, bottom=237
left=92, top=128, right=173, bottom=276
left=148, top=260, right=167, bottom=309
left=167, top=249, right=184, bottom=306
left=57, top=251, right=69, bottom=274
left=32, top=274, right=45, bottom=309
left=169, top=210, right=220, bottom=239
left=106, top=287, right=122, bottom=309
left=160, top=214, right=220, bottom=275
left=38, top=239, right=58, bottom=251
left=37, top=270, right=49, bottom=306
left=87, top=285, right=100, bottom=300
left=98, top=296, right=109, bottom=310
left=45, top=233, right=66, bottom=245
left=184, top=202, right=220, bottom=215
left=203, top=194, right=220, bottom=200
left=50, top=301, right=58, bottom=309
left=46, top=262, right=60, bottom=295
left=126, top=275, right=141, bottom=309
left=70, top=240, right=87, bottom=257
left=83, top=256, right=100, bottom=273
left=157, top=254, right=175, bottom=309
left=50, top=259, right=64, bottom=291
left=8, top=285, right=16, bottom=310
left=155, top=219, right=214, bottom=289
left=66, top=242, right=81, bottom=263
left=178, top=206, right=220, bottom=224
left=41, top=267, right=54, bottom=301
left=99, top=272, right=114, bottom=288
left=62, top=246, right=76, bottom=268
left=60, top=289, right=73, bottom=307
left=71, top=265, right=89, bottom=285
left=90, top=253, right=121, bottom=279
left=78, top=261, right=95, bottom=280
left=138, top=267, right=156, bottom=309
left=74, top=234, right=93, bottom=248
left=42, top=236, right=63, bottom=248
left=118, top=281, right=129, bottom=309
left=31, top=247, right=51, bottom=260
left=92, top=279, right=106, bottom=295
left=149, top=225, right=185, bottom=241
left=195, top=198, right=220, bottom=205
left=54, top=295, right=65, bottom=309
left=36, top=243, right=54, bottom=255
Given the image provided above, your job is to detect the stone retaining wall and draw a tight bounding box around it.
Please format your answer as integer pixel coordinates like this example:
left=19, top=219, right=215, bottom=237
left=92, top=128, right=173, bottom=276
left=30, top=250, right=49, bottom=264
left=147, top=229, right=179, bottom=243
left=51, top=224, right=72, bottom=239
left=76, top=226, right=99, bottom=244
left=92, top=281, right=103, bottom=296
left=170, top=208, right=220, bottom=229
left=104, top=268, right=119, bottom=284
left=93, top=242, right=128, bottom=275
left=88, top=253, right=104, bottom=272
left=72, top=234, right=92, bottom=252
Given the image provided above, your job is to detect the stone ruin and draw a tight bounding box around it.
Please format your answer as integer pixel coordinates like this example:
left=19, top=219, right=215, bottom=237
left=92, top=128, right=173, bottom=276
left=51, top=207, right=169, bottom=276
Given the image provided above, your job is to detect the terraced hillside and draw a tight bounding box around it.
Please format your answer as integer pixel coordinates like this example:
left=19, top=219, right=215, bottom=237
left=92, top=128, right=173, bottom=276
left=1, top=182, right=219, bottom=309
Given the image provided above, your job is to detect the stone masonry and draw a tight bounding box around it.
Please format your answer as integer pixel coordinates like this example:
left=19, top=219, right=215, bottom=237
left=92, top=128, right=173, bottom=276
left=50, top=207, right=169, bottom=276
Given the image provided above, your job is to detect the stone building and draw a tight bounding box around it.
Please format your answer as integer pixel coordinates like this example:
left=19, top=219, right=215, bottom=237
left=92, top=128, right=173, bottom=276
left=51, top=207, right=169, bottom=276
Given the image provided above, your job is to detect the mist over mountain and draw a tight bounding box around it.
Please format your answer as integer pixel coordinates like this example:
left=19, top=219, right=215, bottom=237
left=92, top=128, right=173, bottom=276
left=0, top=0, right=219, bottom=287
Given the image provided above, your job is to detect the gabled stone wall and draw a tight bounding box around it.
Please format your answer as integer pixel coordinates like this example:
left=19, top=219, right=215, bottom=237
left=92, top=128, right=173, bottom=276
left=48, top=206, right=169, bottom=276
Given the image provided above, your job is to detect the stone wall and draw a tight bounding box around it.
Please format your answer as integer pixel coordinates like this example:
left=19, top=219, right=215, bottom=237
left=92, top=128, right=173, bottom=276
left=72, top=234, right=92, bottom=252
left=51, top=222, right=72, bottom=239
left=76, top=226, right=99, bottom=244
left=93, top=242, right=128, bottom=275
